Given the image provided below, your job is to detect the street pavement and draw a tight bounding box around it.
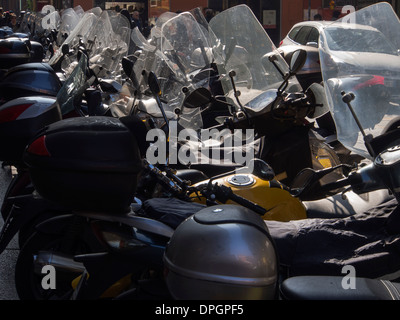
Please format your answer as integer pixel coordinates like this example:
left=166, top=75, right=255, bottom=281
left=0, top=164, right=19, bottom=300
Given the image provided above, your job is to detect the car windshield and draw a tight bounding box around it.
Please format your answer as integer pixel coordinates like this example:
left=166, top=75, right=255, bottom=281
left=325, top=27, right=398, bottom=54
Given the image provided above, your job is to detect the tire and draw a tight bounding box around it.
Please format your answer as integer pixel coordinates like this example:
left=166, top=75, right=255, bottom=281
left=15, top=228, right=95, bottom=300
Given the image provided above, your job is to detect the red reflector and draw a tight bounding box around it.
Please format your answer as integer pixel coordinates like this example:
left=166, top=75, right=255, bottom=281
left=27, top=136, right=51, bottom=156
left=0, top=103, right=33, bottom=124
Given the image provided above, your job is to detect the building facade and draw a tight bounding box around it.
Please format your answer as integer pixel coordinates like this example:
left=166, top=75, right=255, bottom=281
left=3, top=0, right=400, bottom=45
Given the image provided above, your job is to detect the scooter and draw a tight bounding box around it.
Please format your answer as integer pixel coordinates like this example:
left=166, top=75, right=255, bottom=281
left=0, top=8, right=215, bottom=257
left=0, top=51, right=116, bottom=250
left=58, top=4, right=400, bottom=300
left=12, top=26, right=391, bottom=301
left=165, top=2, right=400, bottom=300
left=118, top=8, right=341, bottom=187
left=0, top=7, right=133, bottom=210
left=9, top=4, right=394, bottom=300
left=0, top=7, right=128, bottom=106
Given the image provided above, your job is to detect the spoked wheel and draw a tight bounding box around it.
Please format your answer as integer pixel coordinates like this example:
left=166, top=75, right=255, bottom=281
left=15, top=226, right=97, bottom=300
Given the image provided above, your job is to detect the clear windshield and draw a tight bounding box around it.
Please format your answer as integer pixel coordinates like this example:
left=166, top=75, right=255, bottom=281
left=319, top=2, right=400, bottom=159
left=48, top=11, right=99, bottom=68
left=208, top=5, right=301, bottom=110
left=128, top=9, right=211, bottom=131
left=49, top=9, right=130, bottom=82
left=56, top=53, right=89, bottom=115
left=56, top=8, right=81, bottom=46
left=86, top=10, right=131, bottom=81
left=159, top=9, right=211, bottom=129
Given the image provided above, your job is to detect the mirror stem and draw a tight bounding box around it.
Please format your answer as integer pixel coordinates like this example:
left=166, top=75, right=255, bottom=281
left=341, top=91, right=375, bottom=157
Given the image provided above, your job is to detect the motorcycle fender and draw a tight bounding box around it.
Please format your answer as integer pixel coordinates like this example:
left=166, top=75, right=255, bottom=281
left=35, top=214, right=75, bottom=236
left=0, top=194, right=52, bottom=253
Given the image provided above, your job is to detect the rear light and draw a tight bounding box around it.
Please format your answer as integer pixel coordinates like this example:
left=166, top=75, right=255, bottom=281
left=26, top=135, right=51, bottom=156
left=0, top=103, right=33, bottom=123
left=279, top=40, right=283, bottom=47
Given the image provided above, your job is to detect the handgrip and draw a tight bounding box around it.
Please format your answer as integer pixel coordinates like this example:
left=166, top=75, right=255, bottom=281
left=216, top=184, right=267, bottom=215
left=228, top=191, right=267, bottom=215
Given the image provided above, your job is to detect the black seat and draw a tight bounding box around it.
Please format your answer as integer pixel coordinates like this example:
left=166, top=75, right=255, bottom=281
left=280, top=276, right=400, bottom=300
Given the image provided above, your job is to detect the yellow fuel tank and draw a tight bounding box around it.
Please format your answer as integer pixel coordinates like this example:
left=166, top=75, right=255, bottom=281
left=191, top=173, right=307, bottom=222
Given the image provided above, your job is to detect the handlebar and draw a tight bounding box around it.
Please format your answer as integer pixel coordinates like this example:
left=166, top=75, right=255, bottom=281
left=208, top=183, right=267, bottom=215
left=292, top=161, right=386, bottom=201
left=144, top=160, right=268, bottom=215
left=207, top=90, right=317, bottom=133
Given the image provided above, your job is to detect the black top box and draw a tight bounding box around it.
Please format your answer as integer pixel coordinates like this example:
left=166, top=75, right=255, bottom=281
left=24, top=116, right=144, bottom=213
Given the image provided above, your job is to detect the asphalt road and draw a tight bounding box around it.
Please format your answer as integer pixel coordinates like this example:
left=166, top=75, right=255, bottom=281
left=0, top=164, right=20, bottom=300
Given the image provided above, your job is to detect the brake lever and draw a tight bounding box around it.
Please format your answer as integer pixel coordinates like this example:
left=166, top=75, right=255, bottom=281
left=212, top=184, right=267, bottom=215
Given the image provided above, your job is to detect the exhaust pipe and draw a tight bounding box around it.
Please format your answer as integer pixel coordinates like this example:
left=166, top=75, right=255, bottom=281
left=33, top=251, right=85, bottom=275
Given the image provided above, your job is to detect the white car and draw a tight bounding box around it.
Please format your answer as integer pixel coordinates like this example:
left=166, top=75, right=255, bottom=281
left=279, top=21, right=333, bottom=90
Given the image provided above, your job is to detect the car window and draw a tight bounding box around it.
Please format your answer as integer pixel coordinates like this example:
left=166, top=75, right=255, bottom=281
left=307, top=27, right=320, bottom=44
left=288, top=26, right=301, bottom=41
left=325, top=28, right=398, bottom=54
left=294, top=26, right=312, bottom=45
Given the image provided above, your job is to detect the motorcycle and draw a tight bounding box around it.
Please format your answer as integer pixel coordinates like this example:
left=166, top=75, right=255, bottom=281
left=0, top=38, right=135, bottom=248
left=62, top=4, right=400, bottom=300
left=11, top=5, right=393, bottom=301
left=0, top=7, right=128, bottom=107
left=165, top=2, right=400, bottom=299
left=117, top=7, right=341, bottom=187
left=0, top=8, right=132, bottom=164
left=0, top=9, right=149, bottom=271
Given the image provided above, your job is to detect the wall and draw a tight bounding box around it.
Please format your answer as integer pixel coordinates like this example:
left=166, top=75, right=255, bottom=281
left=280, top=0, right=303, bottom=42
left=73, top=0, right=93, bottom=11
left=170, top=0, right=207, bottom=13
left=279, top=0, right=326, bottom=44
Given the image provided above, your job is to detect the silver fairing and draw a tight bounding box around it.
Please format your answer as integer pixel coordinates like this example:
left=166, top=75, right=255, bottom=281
left=0, top=96, right=57, bottom=120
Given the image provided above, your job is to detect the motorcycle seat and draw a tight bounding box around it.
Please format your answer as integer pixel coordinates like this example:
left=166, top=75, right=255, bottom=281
left=303, top=189, right=393, bottom=218
left=280, top=276, right=400, bottom=300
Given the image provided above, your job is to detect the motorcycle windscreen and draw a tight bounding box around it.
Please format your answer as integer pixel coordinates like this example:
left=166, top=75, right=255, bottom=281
left=49, top=11, right=98, bottom=67
left=56, top=52, right=89, bottom=115
left=319, top=2, right=400, bottom=160
left=208, top=4, right=301, bottom=110
left=86, top=9, right=131, bottom=80
left=159, top=9, right=212, bottom=131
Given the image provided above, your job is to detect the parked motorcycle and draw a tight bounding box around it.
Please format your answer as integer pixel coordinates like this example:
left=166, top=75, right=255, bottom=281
left=62, top=4, right=400, bottom=300
left=0, top=8, right=145, bottom=261
left=9, top=5, right=393, bottom=301
left=117, top=7, right=340, bottom=187
left=165, top=2, right=400, bottom=299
